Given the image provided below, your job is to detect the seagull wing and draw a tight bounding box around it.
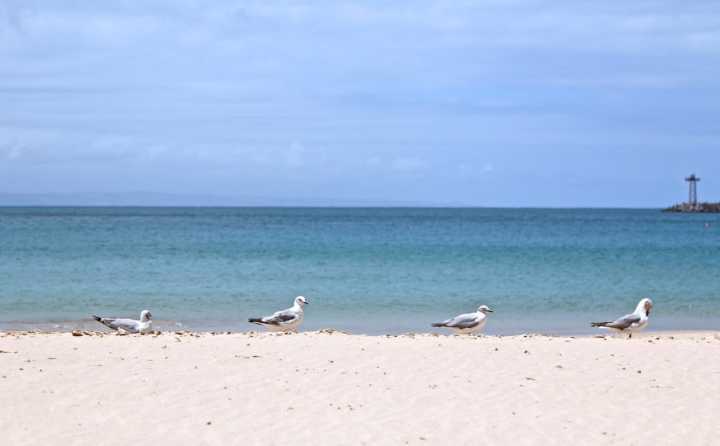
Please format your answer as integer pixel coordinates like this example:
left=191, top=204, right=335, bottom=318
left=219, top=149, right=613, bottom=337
left=602, top=313, right=641, bottom=330
left=261, top=309, right=299, bottom=325
left=94, top=316, right=140, bottom=333
left=439, top=312, right=483, bottom=329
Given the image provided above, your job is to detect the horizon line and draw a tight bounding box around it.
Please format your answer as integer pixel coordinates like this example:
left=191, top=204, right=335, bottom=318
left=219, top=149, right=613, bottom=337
left=0, top=204, right=670, bottom=210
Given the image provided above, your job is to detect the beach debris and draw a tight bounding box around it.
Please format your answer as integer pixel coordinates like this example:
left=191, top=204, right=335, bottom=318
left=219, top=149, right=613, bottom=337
left=71, top=331, right=83, bottom=336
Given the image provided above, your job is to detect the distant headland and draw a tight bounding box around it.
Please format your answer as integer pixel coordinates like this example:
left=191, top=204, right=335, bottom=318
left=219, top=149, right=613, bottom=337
left=664, top=202, right=720, bottom=213
left=663, top=174, right=720, bottom=213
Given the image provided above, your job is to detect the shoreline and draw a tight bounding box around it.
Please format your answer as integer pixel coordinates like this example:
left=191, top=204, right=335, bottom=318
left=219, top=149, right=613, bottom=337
left=2, top=328, right=720, bottom=338
left=2, top=315, right=720, bottom=337
left=2, top=331, right=719, bottom=445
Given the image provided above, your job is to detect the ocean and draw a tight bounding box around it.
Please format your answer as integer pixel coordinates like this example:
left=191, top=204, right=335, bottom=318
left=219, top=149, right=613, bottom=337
left=0, top=207, right=718, bottom=334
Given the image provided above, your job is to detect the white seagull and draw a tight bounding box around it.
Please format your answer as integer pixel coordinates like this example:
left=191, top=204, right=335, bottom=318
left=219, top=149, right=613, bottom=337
left=248, top=296, right=309, bottom=332
left=591, top=298, right=653, bottom=338
left=432, top=305, right=494, bottom=335
left=93, top=310, right=153, bottom=334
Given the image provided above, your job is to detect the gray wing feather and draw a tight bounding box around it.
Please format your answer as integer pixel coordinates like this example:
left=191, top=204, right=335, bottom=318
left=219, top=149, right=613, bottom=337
left=104, top=318, right=140, bottom=332
left=444, top=313, right=481, bottom=329
left=262, top=309, right=298, bottom=325
left=605, top=314, right=641, bottom=330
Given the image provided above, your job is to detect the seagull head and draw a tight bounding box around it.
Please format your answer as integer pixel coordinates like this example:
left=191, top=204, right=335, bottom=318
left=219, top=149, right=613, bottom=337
left=638, top=298, right=653, bottom=316
left=477, top=305, right=494, bottom=314
left=140, top=310, right=153, bottom=322
left=295, top=296, right=309, bottom=307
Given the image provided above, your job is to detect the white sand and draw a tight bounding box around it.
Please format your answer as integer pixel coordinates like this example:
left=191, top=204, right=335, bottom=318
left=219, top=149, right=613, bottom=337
left=1, top=330, right=719, bottom=445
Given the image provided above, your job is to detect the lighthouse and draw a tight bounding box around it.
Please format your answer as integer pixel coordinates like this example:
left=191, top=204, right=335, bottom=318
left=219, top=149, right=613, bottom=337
left=685, top=174, right=700, bottom=208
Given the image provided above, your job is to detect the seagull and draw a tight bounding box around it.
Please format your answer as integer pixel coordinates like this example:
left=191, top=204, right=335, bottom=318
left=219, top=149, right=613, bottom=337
left=92, top=310, right=153, bottom=334
left=248, top=296, right=309, bottom=332
left=591, top=298, right=653, bottom=338
left=432, top=305, right=494, bottom=335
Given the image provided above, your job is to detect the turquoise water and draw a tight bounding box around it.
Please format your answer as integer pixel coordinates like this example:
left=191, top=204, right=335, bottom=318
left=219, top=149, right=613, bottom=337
left=0, top=207, right=719, bottom=334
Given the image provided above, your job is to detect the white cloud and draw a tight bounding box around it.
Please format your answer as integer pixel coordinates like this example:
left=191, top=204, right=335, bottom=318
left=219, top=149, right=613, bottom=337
left=1, top=1, right=719, bottom=204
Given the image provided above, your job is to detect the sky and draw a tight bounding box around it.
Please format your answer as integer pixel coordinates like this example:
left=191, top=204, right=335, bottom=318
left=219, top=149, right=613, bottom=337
left=1, top=0, right=719, bottom=206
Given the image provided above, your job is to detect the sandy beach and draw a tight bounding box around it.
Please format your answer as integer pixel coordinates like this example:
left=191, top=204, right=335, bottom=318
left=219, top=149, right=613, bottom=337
left=1, top=330, right=719, bottom=446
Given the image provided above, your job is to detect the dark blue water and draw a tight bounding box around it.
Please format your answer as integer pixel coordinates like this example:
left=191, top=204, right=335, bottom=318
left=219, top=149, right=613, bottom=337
left=0, top=207, right=718, bottom=334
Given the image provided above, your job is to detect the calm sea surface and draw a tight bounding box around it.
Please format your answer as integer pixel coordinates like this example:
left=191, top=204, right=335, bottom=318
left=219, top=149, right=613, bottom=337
left=0, top=207, right=718, bottom=334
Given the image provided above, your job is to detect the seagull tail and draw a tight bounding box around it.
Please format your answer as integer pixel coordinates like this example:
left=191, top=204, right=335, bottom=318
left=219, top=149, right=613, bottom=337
left=248, top=318, right=264, bottom=324
left=92, top=315, right=115, bottom=330
left=431, top=323, right=446, bottom=328
left=591, top=321, right=611, bottom=328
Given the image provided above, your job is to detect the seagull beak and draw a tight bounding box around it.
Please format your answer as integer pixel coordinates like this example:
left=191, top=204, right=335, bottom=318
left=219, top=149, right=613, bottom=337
left=487, top=309, right=494, bottom=313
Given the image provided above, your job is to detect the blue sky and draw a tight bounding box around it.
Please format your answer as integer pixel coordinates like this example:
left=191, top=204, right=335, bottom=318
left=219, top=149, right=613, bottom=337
left=1, top=1, right=719, bottom=206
